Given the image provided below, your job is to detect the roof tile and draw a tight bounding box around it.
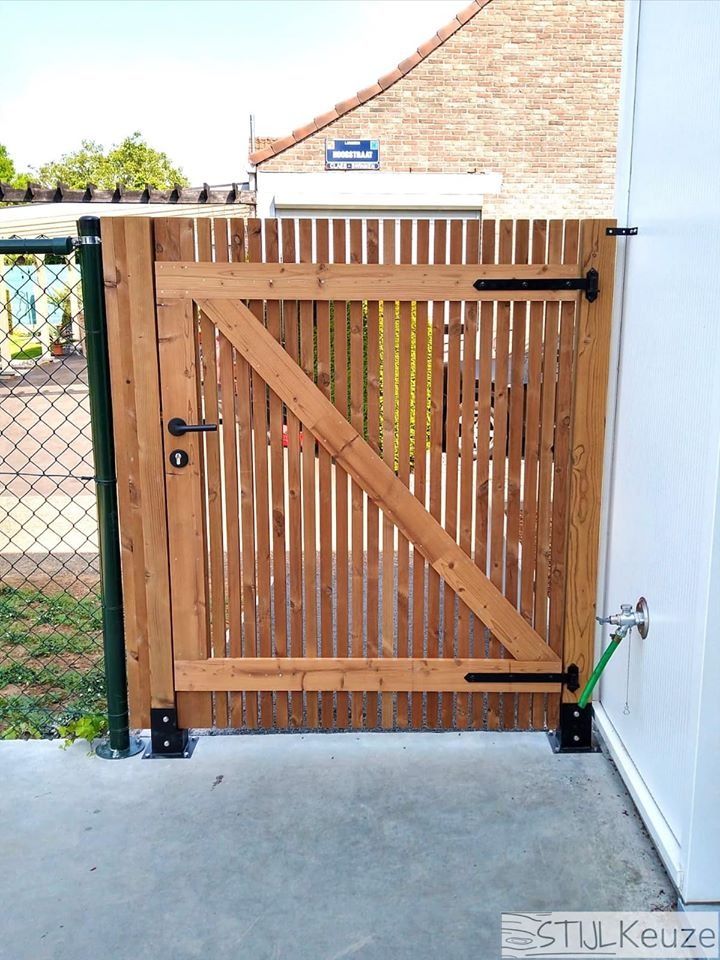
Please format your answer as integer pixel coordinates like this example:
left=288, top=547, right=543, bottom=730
left=357, top=82, right=383, bottom=104
left=397, top=51, right=423, bottom=75
left=417, top=35, right=443, bottom=58
left=456, top=0, right=482, bottom=25
left=291, top=121, right=318, bottom=140
left=378, top=67, right=403, bottom=90
left=436, top=18, right=461, bottom=42
left=313, top=109, right=340, bottom=127
left=334, top=95, right=361, bottom=114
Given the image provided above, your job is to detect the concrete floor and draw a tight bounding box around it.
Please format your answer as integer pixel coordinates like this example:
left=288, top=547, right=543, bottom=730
left=2, top=732, right=673, bottom=960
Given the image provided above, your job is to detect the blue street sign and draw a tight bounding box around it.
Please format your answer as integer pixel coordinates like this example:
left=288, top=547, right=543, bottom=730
left=325, top=139, right=380, bottom=170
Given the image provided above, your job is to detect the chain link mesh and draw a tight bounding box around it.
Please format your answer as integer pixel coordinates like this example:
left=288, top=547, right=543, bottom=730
left=0, top=243, right=105, bottom=737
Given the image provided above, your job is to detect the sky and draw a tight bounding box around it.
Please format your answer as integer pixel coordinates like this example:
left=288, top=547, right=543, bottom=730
left=0, top=0, right=463, bottom=185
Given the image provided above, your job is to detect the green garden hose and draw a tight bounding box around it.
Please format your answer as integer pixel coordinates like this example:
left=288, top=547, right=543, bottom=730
left=577, top=631, right=624, bottom=709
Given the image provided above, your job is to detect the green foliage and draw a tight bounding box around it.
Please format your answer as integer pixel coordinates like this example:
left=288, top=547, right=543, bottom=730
left=0, top=143, right=33, bottom=188
left=57, top=713, right=108, bottom=750
left=0, top=143, right=15, bottom=182
left=0, top=587, right=104, bottom=739
left=36, top=132, right=189, bottom=190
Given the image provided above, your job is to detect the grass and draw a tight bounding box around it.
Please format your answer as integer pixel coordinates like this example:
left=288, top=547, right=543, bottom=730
left=0, top=586, right=105, bottom=739
left=9, top=331, right=42, bottom=360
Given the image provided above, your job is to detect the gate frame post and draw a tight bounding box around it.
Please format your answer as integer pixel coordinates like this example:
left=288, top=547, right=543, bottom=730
left=551, top=218, right=617, bottom=753
left=77, top=216, right=144, bottom=759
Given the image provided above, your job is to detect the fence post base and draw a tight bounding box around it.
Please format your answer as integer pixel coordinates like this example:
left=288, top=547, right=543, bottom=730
left=145, top=708, right=196, bottom=759
left=547, top=703, right=597, bottom=753
left=96, top=736, right=145, bottom=760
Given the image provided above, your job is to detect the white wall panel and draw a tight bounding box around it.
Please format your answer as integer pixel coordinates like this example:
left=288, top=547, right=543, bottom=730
left=601, top=0, right=720, bottom=901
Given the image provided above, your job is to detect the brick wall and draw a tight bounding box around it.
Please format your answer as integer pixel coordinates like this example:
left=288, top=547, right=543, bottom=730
left=256, top=0, right=624, bottom=219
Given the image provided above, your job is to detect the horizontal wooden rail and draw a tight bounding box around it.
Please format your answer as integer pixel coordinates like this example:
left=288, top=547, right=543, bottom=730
left=156, top=262, right=583, bottom=302
left=175, top=657, right=563, bottom=693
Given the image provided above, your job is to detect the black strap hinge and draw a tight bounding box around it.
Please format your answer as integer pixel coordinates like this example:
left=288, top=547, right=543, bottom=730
left=464, top=663, right=580, bottom=692
left=606, top=226, right=638, bottom=236
left=473, top=268, right=598, bottom=303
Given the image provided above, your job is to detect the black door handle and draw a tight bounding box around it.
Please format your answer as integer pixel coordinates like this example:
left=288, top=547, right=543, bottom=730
left=167, top=417, right=218, bottom=437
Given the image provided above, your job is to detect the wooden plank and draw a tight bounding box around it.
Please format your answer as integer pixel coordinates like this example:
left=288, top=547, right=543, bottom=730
left=411, top=220, right=430, bottom=729
left=200, top=297, right=557, bottom=663
left=529, top=220, right=563, bottom=733
left=176, top=658, right=561, bottom=693
left=246, top=218, right=273, bottom=728
left=381, top=219, right=396, bottom=728
left=102, top=218, right=150, bottom=726
left=505, top=220, right=528, bottom=730
left=561, top=219, right=617, bottom=702
left=426, top=220, right=447, bottom=727
left=155, top=218, right=211, bottom=727
left=396, top=219, right=413, bottom=728
left=235, top=313, right=259, bottom=730
left=264, top=219, right=289, bottom=729
left=365, top=220, right=381, bottom=728
left=488, top=220, right=512, bottom=729
left=441, top=220, right=464, bottom=728
left=548, top=220, right=580, bottom=730
left=517, top=221, right=547, bottom=729
left=333, top=218, right=350, bottom=729
left=285, top=218, right=305, bottom=729
left=473, top=219, right=495, bottom=729
left=198, top=219, right=230, bottom=727
left=456, top=219, right=480, bottom=729
left=315, top=220, right=334, bottom=728
left=349, top=219, right=365, bottom=728
left=157, top=261, right=583, bottom=302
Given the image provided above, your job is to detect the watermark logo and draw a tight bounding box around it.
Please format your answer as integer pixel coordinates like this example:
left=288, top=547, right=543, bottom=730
left=501, top=912, right=719, bottom=959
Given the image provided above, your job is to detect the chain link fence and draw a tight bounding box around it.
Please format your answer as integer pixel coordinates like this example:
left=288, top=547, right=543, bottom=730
left=0, top=244, right=105, bottom=738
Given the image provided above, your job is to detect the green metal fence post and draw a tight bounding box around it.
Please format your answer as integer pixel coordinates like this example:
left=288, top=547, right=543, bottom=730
left=77, top=216, right=142, bottom=759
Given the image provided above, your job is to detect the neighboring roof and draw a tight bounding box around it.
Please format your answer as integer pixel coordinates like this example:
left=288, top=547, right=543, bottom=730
left=0, top=182, right=253, bottom=205
left=249, top=0, right=491, bottom=166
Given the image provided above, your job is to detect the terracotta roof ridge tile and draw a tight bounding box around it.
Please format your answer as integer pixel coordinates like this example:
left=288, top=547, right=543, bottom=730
left=249, top=0, right=490, bottom=165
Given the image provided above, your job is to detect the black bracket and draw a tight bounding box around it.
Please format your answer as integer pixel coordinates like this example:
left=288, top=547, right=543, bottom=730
left=145, top=707, right=196, bottom=759
left=464, top=662, right=580, bottom=692
left=473, top=268, right=599, bottom=303
left=548, top=703, right=596, bottom=753
left=606, top=226, right=638, bottom=236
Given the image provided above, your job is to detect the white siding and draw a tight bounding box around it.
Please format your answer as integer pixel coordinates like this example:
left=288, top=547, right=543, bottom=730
left=599, top=0, right=720, bottom=902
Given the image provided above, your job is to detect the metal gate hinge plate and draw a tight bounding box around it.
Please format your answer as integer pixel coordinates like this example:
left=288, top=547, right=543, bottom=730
left=473, top=268, right=599, bottom=303
left=605, top=227, right=638, bottom=236
left=464, top=663, right=580, bottom=692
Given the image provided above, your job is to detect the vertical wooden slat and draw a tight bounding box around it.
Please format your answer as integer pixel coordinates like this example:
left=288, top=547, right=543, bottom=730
left=456, top=219, right=480, bottom=729
left=282, top=219, right=303, bottom=728
left=246, top=219, right=273, bottom=728
left=349, top=219, right=365, bottom=728
left=298, top=219, right=318, bottom=728
left=518, top=220, right=547, bottom=729
left=426, top=219, right=447, bottom=728
left=395, top=219, right=413, bottom=728
left=315, top=220, right=334, bottom=728
left=381, top=218, right=396, bottom=729
left=440, top=220, right=464, bottom=729
left=103, top=218, right=150, bottom=726
left=198, top=219, right=230, bottom=727
left=531, top=220, right=563, bottom=732
left=411, top=220, right=430, bottom=728
left=504, top=220, right=528, bottom=729
left=365, top=220, right=381, bottom=728
left=562, top=219, right=617, bottom=702
left=473, top=219, right=495, bottom=729
left=264, top=219, right=289, bottom=729
left=548, top=220, right=580, bottom=730
left=155, top=217, right=211, bottom=727
left=332, top=218, right=350, bottom=729
left=489, top=220, right=511, bottom=730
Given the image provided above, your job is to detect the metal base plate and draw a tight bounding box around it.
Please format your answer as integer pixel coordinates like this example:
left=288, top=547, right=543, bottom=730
left=636, top=596, right=650, bottom=639
left=143, top=736, right=198, bottom=760
left=95, top=736, right=145, bottom=760
left=547, top=704, right=598, bottom=753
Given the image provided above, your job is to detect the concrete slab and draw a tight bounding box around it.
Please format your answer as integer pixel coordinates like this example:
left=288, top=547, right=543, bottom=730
left=1, top=732, right=674, bottom=960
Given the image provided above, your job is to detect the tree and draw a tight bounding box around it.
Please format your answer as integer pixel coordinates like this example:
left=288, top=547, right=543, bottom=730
left=0, top=143, right=15, bottom=183
left=36, top=132, right=189, bottom=190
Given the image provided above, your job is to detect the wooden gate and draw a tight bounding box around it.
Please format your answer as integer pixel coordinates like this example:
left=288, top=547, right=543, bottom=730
left=102, top=216, right=615, bottom=734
